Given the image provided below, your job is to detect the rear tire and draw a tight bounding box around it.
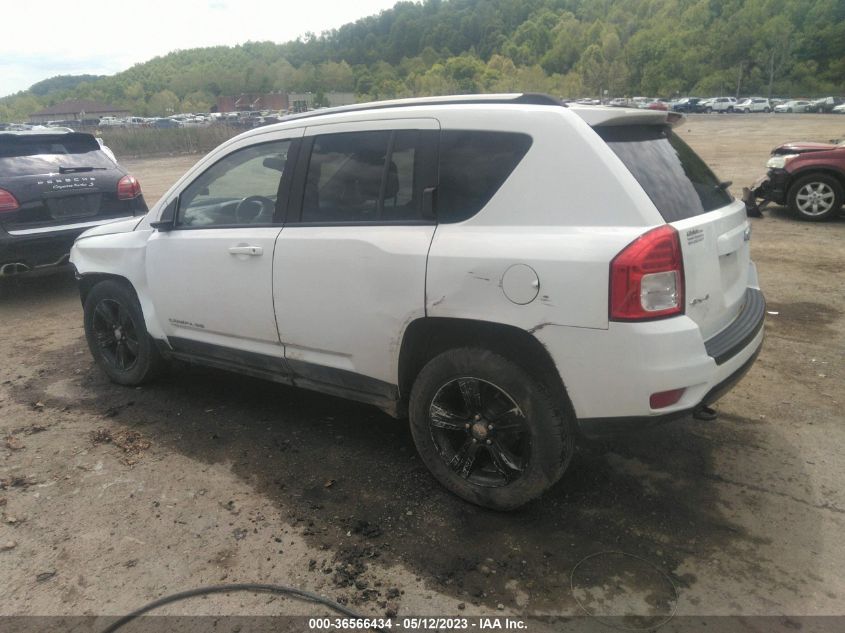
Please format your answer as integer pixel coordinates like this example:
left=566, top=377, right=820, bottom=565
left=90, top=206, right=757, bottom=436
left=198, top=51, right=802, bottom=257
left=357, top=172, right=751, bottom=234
left=83, top=280, right=164, bottom=385
left=787, top=173, right=844, bottom=221
left=408, top=348, right=575, bottom=510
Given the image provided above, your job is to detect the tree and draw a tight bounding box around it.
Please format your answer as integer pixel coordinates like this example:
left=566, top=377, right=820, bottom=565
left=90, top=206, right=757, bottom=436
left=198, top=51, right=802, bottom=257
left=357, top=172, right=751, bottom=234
left=148, top=90, right=180, bottom=116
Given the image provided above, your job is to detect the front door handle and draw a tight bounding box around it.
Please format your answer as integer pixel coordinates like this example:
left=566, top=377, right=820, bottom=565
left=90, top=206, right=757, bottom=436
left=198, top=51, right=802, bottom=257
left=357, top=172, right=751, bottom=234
left=228, top=245, right=263, bottom=256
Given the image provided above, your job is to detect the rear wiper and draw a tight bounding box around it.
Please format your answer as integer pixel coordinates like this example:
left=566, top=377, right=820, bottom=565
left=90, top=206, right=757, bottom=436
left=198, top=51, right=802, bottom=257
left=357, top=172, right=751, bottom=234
left=59, top=166, right=107, bottom=173
left=716, top=180, right=732, bottom=191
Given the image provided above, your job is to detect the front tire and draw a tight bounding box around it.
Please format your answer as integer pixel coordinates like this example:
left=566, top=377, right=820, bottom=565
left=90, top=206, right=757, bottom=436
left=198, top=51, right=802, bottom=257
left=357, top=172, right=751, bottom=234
left=787, top=174, right=844, bottom=221
left=409, top=348, right=575, bottom=510
left=83, top=280, right=163, bottom=385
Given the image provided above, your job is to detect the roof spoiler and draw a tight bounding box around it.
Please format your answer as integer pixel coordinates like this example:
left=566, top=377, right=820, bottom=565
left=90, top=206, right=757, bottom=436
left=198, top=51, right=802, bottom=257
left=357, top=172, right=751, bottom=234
left=569, top=105, right=685, bottom=128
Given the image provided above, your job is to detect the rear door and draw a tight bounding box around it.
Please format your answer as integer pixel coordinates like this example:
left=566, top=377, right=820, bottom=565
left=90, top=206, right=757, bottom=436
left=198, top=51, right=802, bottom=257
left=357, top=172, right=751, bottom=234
left=273, top=119, right=439, bottom=396
left=0, top=133, right=141, bottom=234
left=597, top=124, right=754, bottom=340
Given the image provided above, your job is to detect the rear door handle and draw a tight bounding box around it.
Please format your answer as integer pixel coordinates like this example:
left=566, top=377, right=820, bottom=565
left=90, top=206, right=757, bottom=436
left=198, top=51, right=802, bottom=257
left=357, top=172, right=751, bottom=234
left=228, top=245, right=263, bottom=256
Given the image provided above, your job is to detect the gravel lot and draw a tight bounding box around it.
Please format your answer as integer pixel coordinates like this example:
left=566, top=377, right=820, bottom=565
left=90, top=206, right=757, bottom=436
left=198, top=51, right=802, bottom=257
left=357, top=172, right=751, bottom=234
left=1, top=114, right=844, bottom=628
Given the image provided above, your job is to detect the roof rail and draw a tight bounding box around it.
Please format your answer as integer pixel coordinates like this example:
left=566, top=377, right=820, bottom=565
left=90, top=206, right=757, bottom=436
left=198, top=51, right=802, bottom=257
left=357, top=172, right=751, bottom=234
left=278, top=93, right=564, bottom=124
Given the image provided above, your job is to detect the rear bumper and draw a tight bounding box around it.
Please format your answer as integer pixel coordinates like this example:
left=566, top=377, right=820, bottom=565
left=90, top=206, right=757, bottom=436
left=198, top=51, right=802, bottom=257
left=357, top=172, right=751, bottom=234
left=0, top=215, right=136, bottom=274
left=577, top=346, right=761, bottom=438
left=534, top=286, right=765, bottom=435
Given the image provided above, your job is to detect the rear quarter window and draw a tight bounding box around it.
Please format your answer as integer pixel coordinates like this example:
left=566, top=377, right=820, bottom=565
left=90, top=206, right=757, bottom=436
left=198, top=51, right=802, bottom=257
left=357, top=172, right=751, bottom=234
left=437, top=130, right=532, bottom=223
left=597, top=125, right=732, bottom=222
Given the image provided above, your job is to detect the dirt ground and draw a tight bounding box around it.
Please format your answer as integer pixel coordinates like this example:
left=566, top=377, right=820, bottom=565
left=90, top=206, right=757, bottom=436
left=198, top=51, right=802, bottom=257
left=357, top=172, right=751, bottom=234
left=1, top=114, right=844, bottom=628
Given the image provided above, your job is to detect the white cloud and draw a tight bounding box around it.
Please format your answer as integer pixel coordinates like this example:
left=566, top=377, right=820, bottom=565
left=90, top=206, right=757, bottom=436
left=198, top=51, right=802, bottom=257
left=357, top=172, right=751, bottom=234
left=1, top=0, right=401, bottom=97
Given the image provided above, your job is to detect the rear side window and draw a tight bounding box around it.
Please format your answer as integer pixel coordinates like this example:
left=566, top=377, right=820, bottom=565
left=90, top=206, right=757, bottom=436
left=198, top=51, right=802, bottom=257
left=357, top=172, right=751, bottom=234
left=300, top=130, right=430, bottom=223
left=303, top=131, right=390, bottom=222
left=597, top=125, right=732, bottom=222
left=437, top=131, right=532, bottom=223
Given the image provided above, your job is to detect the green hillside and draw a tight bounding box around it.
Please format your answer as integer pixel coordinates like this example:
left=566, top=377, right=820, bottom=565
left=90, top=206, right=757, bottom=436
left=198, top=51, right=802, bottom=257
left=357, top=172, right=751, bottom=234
left=2, top=0, right=843, bottom=120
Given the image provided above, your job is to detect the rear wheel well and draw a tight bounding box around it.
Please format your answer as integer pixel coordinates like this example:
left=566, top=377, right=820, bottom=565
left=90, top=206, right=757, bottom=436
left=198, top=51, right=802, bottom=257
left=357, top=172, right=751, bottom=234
left=397, top=317, right=573, bottom=419
left=78, top=273, right=136, bottom=306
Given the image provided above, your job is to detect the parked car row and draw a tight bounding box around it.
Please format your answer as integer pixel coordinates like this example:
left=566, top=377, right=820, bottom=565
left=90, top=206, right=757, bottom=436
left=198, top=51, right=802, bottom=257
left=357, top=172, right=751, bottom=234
left=599, top=95, right=845, bottom=115
left=9, top=111, right=297, bottom=132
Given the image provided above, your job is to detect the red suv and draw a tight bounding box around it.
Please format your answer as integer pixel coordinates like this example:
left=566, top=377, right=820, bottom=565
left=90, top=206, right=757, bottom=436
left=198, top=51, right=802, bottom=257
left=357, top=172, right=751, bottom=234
left=749, top=139, right=845, bottom=221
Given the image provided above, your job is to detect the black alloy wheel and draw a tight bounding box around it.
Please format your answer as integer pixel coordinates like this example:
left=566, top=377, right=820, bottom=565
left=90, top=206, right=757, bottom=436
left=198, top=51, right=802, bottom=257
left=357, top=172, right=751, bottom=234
left=83, top=280, right=163, bottom=385
left=91, top=298, right=140, bottom=372
left=409, top=348, right=575, bottom=510
left=428, top=376, right=530, bottom=488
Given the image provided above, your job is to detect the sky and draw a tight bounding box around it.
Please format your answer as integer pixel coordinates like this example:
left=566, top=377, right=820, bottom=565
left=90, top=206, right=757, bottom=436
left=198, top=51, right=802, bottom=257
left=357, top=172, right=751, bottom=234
left=0, top=0, right=402, bottom=97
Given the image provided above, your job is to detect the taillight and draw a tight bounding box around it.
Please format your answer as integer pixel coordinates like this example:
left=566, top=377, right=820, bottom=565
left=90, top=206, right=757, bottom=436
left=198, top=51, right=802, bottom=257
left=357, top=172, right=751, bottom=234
left=117, top=175, right=142, bottom=200
left=610, top=225, right=684, bottom=321
left=0, top=187, right=20, bottom=213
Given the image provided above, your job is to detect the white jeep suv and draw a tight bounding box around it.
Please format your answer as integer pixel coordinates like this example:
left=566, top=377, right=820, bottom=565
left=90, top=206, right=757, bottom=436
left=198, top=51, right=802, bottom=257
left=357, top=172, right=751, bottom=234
left=703, top=97, right=737, bottom=113
left=70, top=94, right=765, bottom=509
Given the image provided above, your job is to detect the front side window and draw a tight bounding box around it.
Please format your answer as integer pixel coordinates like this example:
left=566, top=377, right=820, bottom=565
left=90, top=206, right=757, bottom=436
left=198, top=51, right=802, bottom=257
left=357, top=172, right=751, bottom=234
left=177, top=140, right=291, bottom=228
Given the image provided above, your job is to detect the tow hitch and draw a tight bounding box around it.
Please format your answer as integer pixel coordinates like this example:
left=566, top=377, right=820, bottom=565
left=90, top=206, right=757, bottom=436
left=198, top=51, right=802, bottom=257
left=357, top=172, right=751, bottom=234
left=693, top=404, right=718, bottom=421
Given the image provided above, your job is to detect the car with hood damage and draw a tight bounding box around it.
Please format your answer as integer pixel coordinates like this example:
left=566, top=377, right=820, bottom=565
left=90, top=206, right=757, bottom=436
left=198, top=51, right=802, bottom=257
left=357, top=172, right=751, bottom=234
left=70, top=94, right=765, bottom=510
left=748, top=138, right=845, bottom=221
left=0, top=130, right=146, bottom=279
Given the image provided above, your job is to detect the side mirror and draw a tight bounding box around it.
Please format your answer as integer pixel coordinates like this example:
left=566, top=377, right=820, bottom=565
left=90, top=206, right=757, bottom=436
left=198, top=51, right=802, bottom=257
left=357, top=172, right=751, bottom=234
left=150, top=198, right=177, bottom=231
left=262, top=156, right=286, bottom=172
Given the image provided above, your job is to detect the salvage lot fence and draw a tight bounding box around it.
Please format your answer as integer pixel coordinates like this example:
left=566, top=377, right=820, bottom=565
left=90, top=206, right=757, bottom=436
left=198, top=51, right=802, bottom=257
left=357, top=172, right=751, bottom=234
left=97, top=125, right=242, bottom=158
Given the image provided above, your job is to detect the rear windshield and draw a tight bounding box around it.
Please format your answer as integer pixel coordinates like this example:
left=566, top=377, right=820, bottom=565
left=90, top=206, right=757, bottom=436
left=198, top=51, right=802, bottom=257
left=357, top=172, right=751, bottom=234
left=0, top=133, right=101, bottom=158
left=0, top=133, right=113, bottom=176
left=597, top=125, right=732, bottom=222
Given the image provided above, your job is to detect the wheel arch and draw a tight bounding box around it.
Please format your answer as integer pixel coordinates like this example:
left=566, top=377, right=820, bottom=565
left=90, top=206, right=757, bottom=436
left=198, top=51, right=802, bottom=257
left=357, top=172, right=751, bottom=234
left=78, top=272, right=138, bottom=306
left=787, top=168, right=845, bottom=196
left=397, top=317, right=574, bottom=419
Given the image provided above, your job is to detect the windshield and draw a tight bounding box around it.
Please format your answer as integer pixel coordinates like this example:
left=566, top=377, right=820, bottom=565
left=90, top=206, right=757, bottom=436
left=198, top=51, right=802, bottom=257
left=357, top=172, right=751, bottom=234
left=597, top=124, right=733, bottom=222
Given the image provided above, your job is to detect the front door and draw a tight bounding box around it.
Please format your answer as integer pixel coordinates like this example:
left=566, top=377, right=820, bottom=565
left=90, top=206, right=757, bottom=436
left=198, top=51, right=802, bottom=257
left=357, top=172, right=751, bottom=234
left=146, top=134, right=301, bottom=364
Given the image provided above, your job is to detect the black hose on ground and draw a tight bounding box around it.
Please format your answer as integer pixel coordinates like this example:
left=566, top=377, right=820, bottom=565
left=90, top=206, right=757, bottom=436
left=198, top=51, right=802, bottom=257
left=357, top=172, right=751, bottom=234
left=99, top=582, right=386, bottom=633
